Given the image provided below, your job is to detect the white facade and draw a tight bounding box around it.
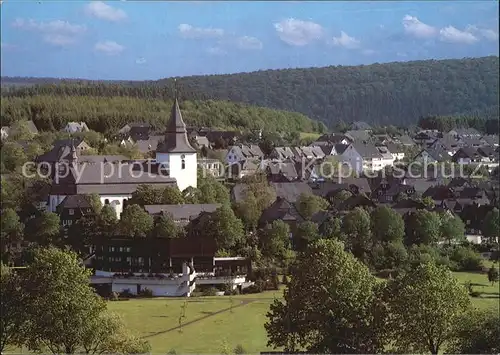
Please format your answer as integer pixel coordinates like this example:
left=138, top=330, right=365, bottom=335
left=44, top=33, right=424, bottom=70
left=156, top=152, right=198, bottom=192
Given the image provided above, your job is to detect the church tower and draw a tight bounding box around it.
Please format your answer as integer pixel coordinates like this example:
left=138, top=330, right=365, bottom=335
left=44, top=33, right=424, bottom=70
left=155, top=88, right=197, bottom=192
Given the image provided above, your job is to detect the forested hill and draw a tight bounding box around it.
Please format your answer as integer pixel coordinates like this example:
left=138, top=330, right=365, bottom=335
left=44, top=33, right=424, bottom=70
left=2, top=56, right=499, bottom=128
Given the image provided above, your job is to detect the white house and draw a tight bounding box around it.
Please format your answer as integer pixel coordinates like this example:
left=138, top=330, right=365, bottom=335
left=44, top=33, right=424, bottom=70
left=64, top=122, right=90, bottom=133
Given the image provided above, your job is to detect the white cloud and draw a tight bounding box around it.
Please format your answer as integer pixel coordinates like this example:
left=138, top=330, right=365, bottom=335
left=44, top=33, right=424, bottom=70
left=178, top=24, right=224, bottom=39
left=402, top=15, right=437, bottom=39
left=274, top=18, right=323, bottom=46
left=94, top=40, right=124, bottom=55
left=331, top=31, right=360, bottom=49
left=135, top=57, right=146, bottom=64
left=439, top=26, right=478, bottom=44
left=85, top=1, right=127, bottom=22
left=12, top=18, right=86, bottom=46
left=236, top=36, right=263, bottom=50
left=466, top=25, right=499, bottom=41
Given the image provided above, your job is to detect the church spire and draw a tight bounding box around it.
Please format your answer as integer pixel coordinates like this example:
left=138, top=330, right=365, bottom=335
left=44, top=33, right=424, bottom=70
left=157, top=80, right=196, bottom=154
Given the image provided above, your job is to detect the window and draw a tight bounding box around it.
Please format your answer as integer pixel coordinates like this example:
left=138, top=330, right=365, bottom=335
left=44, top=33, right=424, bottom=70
left=104, top=199, right=110, bottom=205
left=181, top=159, right=186, bottom=169
left=69, top=209, right=74, bottom=215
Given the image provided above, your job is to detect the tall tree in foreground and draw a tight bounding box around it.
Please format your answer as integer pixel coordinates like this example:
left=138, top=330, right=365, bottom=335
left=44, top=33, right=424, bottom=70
left=0, top=264, right=27, bottom=353
left=482, top=208, right=499, bottom=243
left=383, top=262, right=471, bottom=354
left=265, top=239, right=383, bottom=353
left=19, top=247, right=150, bottom=354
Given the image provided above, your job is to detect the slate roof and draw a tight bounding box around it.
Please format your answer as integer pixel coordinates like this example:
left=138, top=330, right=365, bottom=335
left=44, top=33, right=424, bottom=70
left=481, top=135, right=499, bottom=146
left=57, top=195, right=92, bottom=210
left=451, top=127, right=481, bottom=137
left=135, top=135, right=164, bottom=153
left=35, top=138, right=89, bottom=163
left=144, top=204, right=220, bottom=225
left=350, top=121, right=372, bottom=130
left=270, top=182, right=313, bottom=202
left=397, top=134, right=415, bottom=146
left=259, top=197, right=304, bottom=225
left=266, top=161, right=299, bottom=181
left=418, top=146, right=451, bottom=162
left=50, top=161, right=177, bottom=195
left=391, top=199, right=427, bottom=215
left=156, top=98, right=196, bottom=153
left=351, top=142, right=382, bottom=159
left=345, top=130, right=371, bottom=142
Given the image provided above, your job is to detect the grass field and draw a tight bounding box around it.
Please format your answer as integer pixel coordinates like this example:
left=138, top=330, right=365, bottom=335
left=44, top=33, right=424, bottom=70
left=299, top=132, right=321, bottom=140
left=107, top=270, right=498, bottom=354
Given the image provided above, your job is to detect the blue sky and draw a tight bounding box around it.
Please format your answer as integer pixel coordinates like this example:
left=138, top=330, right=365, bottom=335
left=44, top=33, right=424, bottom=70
left=1, top=1, right=498, bottom=80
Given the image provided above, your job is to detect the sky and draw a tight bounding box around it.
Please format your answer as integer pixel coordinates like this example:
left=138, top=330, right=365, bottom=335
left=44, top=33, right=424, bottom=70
left=1, top=1, right=499, bottom=80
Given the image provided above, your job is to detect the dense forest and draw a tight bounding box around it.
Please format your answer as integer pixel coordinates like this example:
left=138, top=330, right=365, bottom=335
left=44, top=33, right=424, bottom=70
left=0, top=95, right=323, bottom=134
left=2, top=56, right=499, bottom=127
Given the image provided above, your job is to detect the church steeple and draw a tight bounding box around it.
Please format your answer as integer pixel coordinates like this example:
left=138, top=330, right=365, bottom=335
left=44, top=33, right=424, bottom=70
left=158, top=80, right=196, bottom=154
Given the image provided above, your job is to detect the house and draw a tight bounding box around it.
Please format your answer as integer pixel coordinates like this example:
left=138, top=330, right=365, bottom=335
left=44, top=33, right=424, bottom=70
left=227, top=160, right=263, bottom=179
left=198, top=158, right=223, bottom=178
left=144, top=204, right=221, bottom=226
left=35, top=138, right=93, bottom=172
left=135, top=136, right=164, bottom=154
left=429, top=133, right=462, bottom=155
left=452, top=147, right=483, bottom=164
left=384, top=143, right=405, bottom=161
left=118, top=123, right=154, bottom=140
left=413, top=130, right=440, bottom=145
left=345, top=130, right=371, bottom=142
left=203, top=130, right=241, bottom=148
left=340, top=142, right=390, bottom=173
left=349, top=121, right=372, bottom=131
left=266, top=161, right=299, bottom=182
left=90, top=232, right=250, bottom=296
left=481, top=135, right=499, bottom=147
left=1, top=127, right=9, bottom=140
left=395, top=134, right=416, bottom=146
left=270, top=147, right=296, bottom=160
left=64, top=122, right=90, bottom=133
left=194, top=136, right=211, bottom=148
left=313, top=133, right=351, bottom=145
left=56, top=195, right=95, bottom=228
left=477, top=146, right=500, bottom=169
left=413, top=146, right=451, bottom=164
left=448, top=127, right=481, bottom=138
left=225, top=145, right=264, bottom=165
left=461, top=137, right=484, bottom=148
left=391, top=199, right=427, bottom=216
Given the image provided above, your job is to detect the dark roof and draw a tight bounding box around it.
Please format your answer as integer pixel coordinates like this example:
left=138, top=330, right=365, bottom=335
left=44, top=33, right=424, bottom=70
left=156, top=98, right=196, bottom=153
left=271, top=182, right=313, bottom=203
left=50, top=161, right=177, bottom=195
left=345, top=130, right=371, bottom=142
left=259, top=197, right=304, bottom=225
left=477, top=146, right=498, bottom=160
left=350, top=121, right=372, bottom=130
left=419, top=146, right=451, bottom=162
left=338, top=194, right=376, bottom=211
left=57, top=195, right=92, bottom=210
left=481, top=135, right=499, bottom=146
left=266, top=161, right=299, bottom=180
left=351, top=142, right=381, bottom=159
left=453, top=147, right=480, bottom=159
left=451, top=127, right=481, bottom=136
left=35, top=138, right=88, bottom=163
left=144, top=204, right=220, bottom=225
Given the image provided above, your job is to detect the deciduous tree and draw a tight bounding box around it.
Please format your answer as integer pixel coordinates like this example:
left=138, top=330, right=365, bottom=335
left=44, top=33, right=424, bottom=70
left=383, top=262, right=471, bottom=354
left=119, top=204, right=153, bottom=238
left=265, top=239, right=383, bottom=353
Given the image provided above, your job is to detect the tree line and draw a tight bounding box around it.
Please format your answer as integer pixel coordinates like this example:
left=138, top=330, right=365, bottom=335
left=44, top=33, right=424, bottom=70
left=0, top=94, right=324, bottom=136
left=418, top=108, right=499, bottom=135
left=3, top=56, right=499, bottom=127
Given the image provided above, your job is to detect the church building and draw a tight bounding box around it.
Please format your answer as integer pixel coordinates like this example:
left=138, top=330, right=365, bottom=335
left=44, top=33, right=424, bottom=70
left=155, top=96, right=198, bottom=191
left=47, top=96, right=198, bottom=218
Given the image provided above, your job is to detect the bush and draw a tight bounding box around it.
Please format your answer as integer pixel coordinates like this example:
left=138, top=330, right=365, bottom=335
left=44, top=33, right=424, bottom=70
left=138, top=287, right=153, bottom=298
left=234, top=344, right=246, bottom=354
left=119, top=289, right=134, bottom=298
left=241, top=284, right=261, bottom=294
left=450, top=246, right=484, bottom=272
left=202, top=287, right=218, bottom=296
